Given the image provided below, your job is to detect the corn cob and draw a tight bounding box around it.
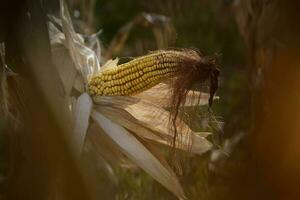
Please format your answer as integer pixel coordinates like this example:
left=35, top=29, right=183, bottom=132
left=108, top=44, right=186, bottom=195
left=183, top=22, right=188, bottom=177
left=88, top=50, right=199, bottom=96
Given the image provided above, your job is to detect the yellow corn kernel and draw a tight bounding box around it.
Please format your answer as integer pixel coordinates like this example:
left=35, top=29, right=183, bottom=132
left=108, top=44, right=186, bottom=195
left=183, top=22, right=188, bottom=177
left=88, top=50, right=196, bottom=96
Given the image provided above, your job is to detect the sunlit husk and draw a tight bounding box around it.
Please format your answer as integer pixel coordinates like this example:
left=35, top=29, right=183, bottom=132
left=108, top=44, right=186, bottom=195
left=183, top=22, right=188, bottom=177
left=94, top=96, right=212, bottom=155
left=134, top=82, right=218, bottom=107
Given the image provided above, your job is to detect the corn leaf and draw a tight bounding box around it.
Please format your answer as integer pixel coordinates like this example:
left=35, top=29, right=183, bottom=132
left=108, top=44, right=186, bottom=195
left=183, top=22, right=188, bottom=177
left=82, top=138, right=118, bottom=184
left=91, top=110, right=186, bottom=200
left=94, top=96, right=212, bottom=155
left=72, top=93, right=93, bottom=158
left=135, top=83, right=214, bottom=107
left=60, top=0, right=100, bottom=81
left=86, top=122, right=135, bottom=168
left=95, top=104, right=210, bottom=155
left=101, top=58, right=119, bottom=71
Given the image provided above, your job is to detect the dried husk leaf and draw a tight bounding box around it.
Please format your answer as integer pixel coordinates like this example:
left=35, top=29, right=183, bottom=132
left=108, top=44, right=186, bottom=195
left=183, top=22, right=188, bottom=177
left=94, top=96, right=212, bottom=155
left=134, top=83, right=212, bottom=107
left=100, top=58, right=119, bottom=71
left=95, top=104, right=210, bottom=155
left=60, top=0, right=100, bottom=81
left=72, top=93, right=93, bottom=157
left=82, top=138, right=118, bottom=184
left=85, top=122, right=135, bottom=168
left=91, top=110, right=186, bottom=200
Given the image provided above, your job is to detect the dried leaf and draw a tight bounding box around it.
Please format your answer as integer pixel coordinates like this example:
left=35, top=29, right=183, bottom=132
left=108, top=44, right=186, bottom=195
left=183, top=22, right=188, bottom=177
left=91, top=110, right=186, bottom=200
left=95, top=106, right=170, bottom=145
left=82, top=139, right=118, bottom=184
left=86, top=122, right=135, bottom=168
left=104, top=13, right=176, bottom=60
left=135, top=83, right=215, bottom=107
left=60, top=0, right=100, bottom=81
left=72, top=93, right=93, bottom=158
left=95, top=104, right=210, bottom=155
left=101, top=58, right=119, bottom=71
left=94, top=96, right=212, bottom=155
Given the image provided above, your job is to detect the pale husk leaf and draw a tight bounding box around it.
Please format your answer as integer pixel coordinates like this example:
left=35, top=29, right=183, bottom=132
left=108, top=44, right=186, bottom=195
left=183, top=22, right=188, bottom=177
left=91, top=110, right=186, bottom=200
left=95, top=104, right=210, bottom=155
left=134, top=83, right=214, bottom=107
left=60, top=0, right=100, bottom=81
left=72, top=93, right=93, bottom=158
left=86, top=122, right=135, bottom=168
left=100, top=58, right=119, bottom=71
left=94, top=96, right=212, bottom=155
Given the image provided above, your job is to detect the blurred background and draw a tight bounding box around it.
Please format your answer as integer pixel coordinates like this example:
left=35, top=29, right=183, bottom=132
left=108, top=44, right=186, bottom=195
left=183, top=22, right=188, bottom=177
left=1, top=0, right=300, bottom=200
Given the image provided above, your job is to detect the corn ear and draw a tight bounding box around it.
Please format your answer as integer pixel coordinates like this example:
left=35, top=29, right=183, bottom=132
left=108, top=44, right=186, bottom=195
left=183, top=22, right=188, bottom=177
left=88, top=50, right=194, bottom=96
